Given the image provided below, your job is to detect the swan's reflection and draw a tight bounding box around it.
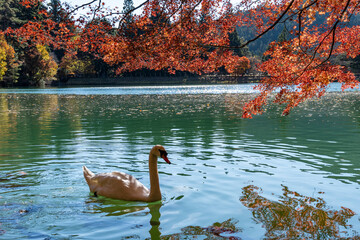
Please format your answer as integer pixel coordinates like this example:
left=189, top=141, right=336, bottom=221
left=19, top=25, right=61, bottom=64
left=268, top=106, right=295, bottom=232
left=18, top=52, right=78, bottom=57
left=85, top=196, right=148, bottom=216
left=85, top=196, right=163, bottom=239
left=148, top=203, right=162, bottom=239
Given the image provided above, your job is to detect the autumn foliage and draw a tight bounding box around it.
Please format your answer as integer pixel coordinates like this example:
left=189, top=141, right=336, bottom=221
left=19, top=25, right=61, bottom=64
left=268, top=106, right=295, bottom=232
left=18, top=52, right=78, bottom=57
left=0, top=34, right=15, bottom=81
left=241, top=0, right=360, bottom=117
left=1, top=0, right=359, bottom=117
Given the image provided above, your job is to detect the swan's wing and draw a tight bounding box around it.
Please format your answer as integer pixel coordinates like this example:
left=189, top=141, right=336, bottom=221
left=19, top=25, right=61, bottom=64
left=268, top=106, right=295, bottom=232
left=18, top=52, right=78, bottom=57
left=89, top=171, right=150, bottom=201
left=92, top=171, right=145, bottom=189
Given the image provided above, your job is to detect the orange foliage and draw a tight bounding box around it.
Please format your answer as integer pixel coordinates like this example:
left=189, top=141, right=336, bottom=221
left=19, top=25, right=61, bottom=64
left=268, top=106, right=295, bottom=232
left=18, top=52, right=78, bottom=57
left=19, top=0, right=45, bottom=8
left=240, top=0, right=360, bottom=117
left=228, top=56, right=250, bottom=76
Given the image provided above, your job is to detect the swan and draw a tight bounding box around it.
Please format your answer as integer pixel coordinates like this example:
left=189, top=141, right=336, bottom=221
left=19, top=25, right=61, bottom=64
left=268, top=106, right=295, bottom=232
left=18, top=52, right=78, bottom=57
left=83, top=145, right=171, bottom=202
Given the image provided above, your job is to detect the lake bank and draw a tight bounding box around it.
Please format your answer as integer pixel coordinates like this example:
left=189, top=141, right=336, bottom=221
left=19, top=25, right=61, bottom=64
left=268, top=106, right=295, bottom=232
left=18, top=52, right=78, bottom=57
left=52, top=72, right=360, bottom=87
left=53, top=74, right=264, bottom=86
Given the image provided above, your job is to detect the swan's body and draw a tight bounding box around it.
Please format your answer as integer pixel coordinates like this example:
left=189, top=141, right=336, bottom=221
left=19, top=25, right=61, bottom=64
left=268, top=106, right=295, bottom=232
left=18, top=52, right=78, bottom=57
left=83, top=145, right=170, bottom=202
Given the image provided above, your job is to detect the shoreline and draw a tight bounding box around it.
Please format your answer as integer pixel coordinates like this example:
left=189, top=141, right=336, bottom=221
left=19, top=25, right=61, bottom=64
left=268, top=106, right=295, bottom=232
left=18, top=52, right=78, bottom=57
left=53, top=75, right=263, bottom=87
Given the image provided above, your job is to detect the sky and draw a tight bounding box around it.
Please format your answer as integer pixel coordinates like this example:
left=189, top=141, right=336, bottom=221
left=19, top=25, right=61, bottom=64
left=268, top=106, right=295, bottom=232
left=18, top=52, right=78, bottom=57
left=65, top=0, right=145, bottom=13
left=62, top=0, right=245, bottom=24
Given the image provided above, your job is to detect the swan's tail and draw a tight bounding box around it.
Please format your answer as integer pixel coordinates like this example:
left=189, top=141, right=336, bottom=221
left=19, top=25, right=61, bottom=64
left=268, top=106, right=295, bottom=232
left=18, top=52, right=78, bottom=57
left=83, top=165, right=95, bottom=186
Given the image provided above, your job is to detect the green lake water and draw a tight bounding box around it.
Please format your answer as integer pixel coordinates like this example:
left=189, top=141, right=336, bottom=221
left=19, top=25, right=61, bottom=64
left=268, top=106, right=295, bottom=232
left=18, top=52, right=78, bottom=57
left=0, top=84, right=359, bottom=239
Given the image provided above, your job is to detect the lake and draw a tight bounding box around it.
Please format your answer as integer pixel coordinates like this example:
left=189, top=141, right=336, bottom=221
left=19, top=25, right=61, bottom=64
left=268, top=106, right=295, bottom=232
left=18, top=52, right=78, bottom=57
left=0, top=83, right=359, bottom=239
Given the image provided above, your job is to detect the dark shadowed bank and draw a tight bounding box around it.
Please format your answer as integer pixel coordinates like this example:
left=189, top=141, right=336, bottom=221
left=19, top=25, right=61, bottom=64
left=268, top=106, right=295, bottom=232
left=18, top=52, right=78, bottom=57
left=54, top=73, right=360, bottom=87
left=52, top=74, right=265, bottom=87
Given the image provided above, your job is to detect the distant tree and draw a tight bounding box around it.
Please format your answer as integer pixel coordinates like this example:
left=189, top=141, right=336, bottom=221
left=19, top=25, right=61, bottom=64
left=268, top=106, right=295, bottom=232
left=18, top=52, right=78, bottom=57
left=0, top=34, right=19, bottom=86
left=58, top=52, right=96, bottom=80
left=350, top=55, right=360, bottom=73
left=0, top=0, right=24, bottom=30
left=21, top=45, right=58, bottom=86
left=277, top=27, right=290, bottom=43
left=0, top=35, right=14, bottom=80
left=229, top=31, right=251, bottom=58
left=122, top=0, right=134, bottom=24
left=229, top=56, right=251, bottom=76
left=48, top=0, right=62, bottom=23
left=228, top=27, right=251, bottom=76
left=119, top=0, right=135, bottom=38
left=18, top=0, right=47, bottom=23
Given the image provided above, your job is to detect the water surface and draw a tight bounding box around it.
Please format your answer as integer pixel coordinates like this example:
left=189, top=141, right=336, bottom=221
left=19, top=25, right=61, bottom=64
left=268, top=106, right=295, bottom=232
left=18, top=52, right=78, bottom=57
left=0, top=84, right=359, bottom=239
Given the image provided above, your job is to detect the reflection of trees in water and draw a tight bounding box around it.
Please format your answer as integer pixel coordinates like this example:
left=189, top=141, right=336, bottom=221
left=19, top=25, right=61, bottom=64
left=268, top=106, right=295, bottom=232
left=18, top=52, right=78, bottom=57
left=159, top=185, right=358, bottom=239
left=240, top=185, right=358, bottom=239
left=160, top=218, right=242, bottom=240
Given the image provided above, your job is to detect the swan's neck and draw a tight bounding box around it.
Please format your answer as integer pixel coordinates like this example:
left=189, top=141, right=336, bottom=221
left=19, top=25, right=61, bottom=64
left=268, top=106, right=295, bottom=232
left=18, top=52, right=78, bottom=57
left=148, top=154, right=161, bottom=202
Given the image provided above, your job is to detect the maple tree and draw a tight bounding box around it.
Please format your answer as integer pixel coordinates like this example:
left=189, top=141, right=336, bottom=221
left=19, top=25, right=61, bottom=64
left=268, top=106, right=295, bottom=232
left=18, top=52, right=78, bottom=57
left=1, top=0, right=359, bottom=117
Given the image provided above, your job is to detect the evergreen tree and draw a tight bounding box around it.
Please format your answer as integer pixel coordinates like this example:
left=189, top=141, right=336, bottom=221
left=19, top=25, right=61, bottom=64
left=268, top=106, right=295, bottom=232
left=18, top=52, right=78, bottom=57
left=120, top=0, right=135, bottom=37
left=229, top=30, right=251, bottom=57
left=48, top=0, right=62, bottom=23
left=0, top=0, right=48, bottom=31
left=0, top=0, right=24, bottom=30
left=18, top=0, right=47, bottom=23
left=122, top=0, right=134, bottom=23
left=277, top=27, right=289, bottom=43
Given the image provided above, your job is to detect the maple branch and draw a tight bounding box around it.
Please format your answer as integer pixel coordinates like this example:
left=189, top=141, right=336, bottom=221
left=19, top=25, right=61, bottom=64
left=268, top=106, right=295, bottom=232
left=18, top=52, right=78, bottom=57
left=92, top=0, right=102, bottom=21
left=68, top=0, right=98, bottom=15
left=117, top=0, right=150, bottom=28
left=262, top=0, right=355, bottom=94
left=304, top=0, right=352, bottom=71
left=206, top=0, right=296, bottom=50
left=68, top=0, right=150, bottom=27
left=134, top=0, right=203, bottom=43
left=280, top=0, right=318, bottom=24
left=298, top=9, right=302, bottom=46
left=241, top=0, right=296, bottom=48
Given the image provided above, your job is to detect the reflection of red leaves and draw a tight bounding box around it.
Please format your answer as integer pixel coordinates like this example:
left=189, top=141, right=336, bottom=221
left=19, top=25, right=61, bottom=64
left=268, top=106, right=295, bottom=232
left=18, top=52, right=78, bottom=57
left=240, top=185, right=358, bottom=239
left=204, top=226, right=236, bottom=236
left=199, top=219, right=242, bottom=239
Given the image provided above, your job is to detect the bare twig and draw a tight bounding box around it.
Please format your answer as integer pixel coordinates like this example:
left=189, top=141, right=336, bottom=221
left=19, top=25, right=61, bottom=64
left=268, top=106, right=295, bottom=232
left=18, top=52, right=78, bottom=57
left=69, top=0, right=98, bottom=15
left=298, top=9, right=302, bottom=46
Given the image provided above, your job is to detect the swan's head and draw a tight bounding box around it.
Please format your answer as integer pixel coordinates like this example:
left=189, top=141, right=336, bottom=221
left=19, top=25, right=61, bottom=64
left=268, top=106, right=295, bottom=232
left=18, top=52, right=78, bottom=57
left=152, top=145, right=171, bottom=164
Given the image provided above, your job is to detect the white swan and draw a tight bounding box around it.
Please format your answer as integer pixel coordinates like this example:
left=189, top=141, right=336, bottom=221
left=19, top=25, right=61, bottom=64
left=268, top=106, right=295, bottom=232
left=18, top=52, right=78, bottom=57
left=83, top=145, right=171, bottom=202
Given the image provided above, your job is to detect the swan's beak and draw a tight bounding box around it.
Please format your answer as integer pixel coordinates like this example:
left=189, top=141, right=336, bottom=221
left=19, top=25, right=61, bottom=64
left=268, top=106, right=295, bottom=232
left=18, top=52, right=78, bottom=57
left=161, top=153, right=171, bottom=164
left=159, top=149, right=171, bottom=164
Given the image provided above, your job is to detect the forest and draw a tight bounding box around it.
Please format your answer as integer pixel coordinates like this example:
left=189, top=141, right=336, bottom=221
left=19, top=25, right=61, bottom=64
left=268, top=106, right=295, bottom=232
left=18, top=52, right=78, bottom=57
left=0, top=0, right=359, bottom=117
left=0, top=0, right=255, bottom=87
